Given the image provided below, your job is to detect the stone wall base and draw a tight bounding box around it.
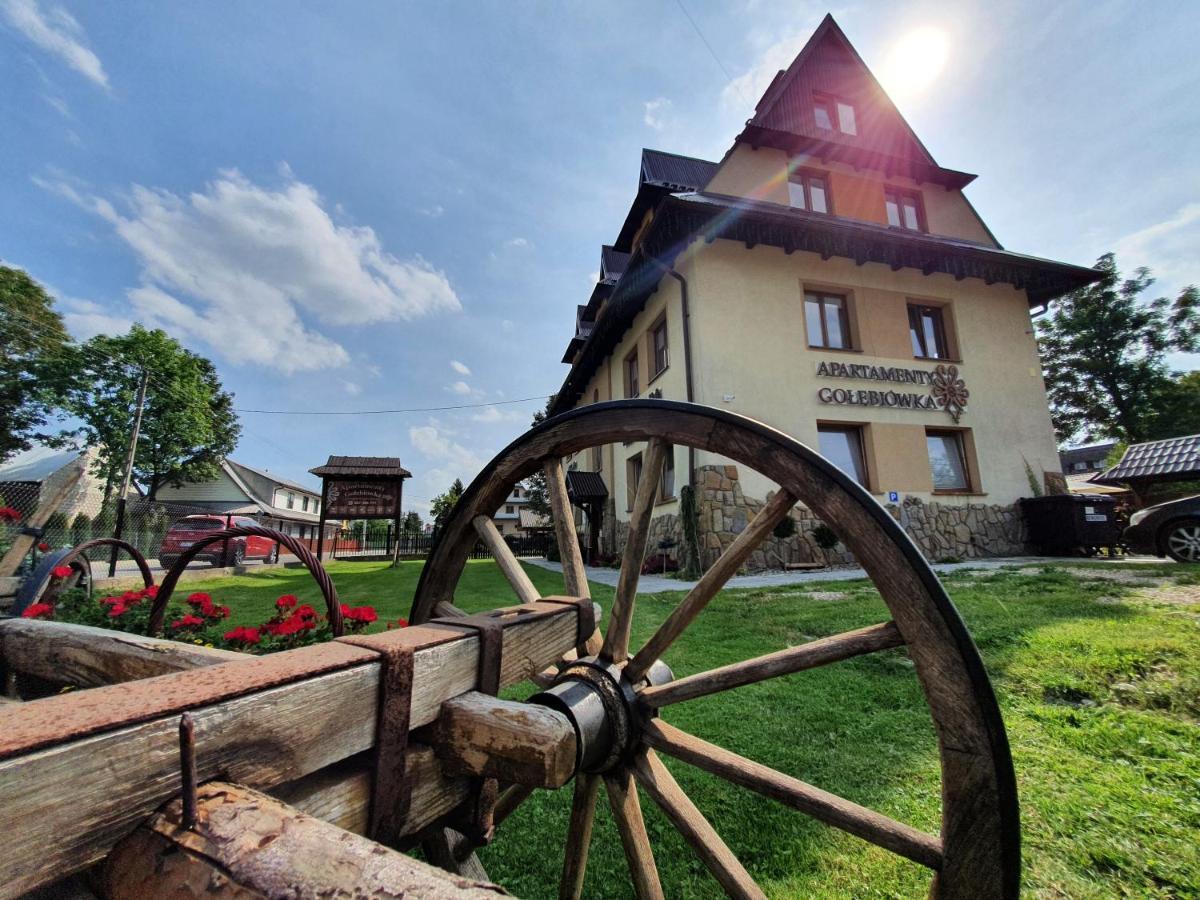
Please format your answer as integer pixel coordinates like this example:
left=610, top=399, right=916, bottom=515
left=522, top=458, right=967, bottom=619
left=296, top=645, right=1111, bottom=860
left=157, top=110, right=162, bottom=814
left=609, top=464, right=1028, bottom=572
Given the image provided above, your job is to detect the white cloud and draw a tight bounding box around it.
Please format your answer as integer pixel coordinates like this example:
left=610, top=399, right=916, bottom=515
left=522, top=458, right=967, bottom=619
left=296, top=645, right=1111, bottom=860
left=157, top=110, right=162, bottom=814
left=720, top=25, right=818, bottom=116
left=35, top=167, right=463, bottom=373
left=500, top=319, right=514, bottom=332
left=43, top=93, right=70, bottom=117
left=1113, top=203, right=1200, bottom=293
left=504, top=237, right=531, bottom=249
left=643, top=97, right=672, bottom=130
left=1, top=0, right=108, bottom=88
left=407, top=423, right=489, bottom=514
left=471, top=405, right=524, bottom=424
left=341, top=380, right=362, bottom=396
left=450, top=359, right=471, bottom=376
left=419, top=204, right=445, bottom=217
left=447, top=380, right=473, bottom=396
left=60, top=297, right=131, bottom=339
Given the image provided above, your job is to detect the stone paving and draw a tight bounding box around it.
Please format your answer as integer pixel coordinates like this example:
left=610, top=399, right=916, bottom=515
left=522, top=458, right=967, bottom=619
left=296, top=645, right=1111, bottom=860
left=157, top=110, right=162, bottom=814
left=526, top=555, right=1174, bottom=595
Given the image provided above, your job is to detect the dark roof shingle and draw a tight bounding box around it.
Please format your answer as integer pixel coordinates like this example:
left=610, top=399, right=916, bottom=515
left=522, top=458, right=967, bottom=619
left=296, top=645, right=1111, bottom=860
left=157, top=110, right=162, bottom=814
left=1094, top=435, right=1200, bottom=484
left=309, top=456, right=412, bottom=478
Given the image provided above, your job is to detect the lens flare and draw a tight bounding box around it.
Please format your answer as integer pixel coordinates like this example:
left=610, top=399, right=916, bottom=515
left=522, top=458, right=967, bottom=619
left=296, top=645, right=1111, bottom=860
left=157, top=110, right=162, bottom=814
left=879, top=26, right=950, bottom=101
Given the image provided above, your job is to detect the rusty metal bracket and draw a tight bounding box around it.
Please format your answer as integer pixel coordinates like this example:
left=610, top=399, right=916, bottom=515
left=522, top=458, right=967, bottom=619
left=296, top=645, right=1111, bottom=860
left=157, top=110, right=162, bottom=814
left=337, top=634, right=415, bottom=847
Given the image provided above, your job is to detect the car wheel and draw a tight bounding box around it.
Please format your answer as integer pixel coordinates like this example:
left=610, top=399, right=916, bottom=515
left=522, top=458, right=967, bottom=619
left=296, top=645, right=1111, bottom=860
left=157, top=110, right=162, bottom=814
left=231, top=543, right=246, bottom=566
left=1164, top=519, right=1200, bottom=563
left=268, top=545, right=279, bottom=564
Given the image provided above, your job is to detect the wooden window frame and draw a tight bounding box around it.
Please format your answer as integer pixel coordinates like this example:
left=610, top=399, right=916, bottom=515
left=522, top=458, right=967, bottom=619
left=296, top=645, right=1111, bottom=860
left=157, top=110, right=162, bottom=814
left=884, top=186, right=928, bottom=233
left=658, top=446, right=676, bottom=503
left=907, top=302, right=952, bottom=360
left=816, top=423, right=869, bottom=487
left=813, top=95, right=836, bottom=131
left=623, top=348, right=639, bottom=398
left=925, top=428, right=977, bottom=494
left=804, top=290, right=854, bottom=351
left=813, top=93, right=857, bottom=136
left=626, top=452, right=643, bottom=512
left=787, top=168, right=833, bottom=215
left=650, top=314, right=669, bottom=380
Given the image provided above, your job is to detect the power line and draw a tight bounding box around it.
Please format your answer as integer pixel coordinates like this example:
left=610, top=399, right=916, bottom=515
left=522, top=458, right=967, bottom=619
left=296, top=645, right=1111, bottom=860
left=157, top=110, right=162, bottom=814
left=235, top=395, right=549, bottom=416
left=673, top=0, right=752, bottom=108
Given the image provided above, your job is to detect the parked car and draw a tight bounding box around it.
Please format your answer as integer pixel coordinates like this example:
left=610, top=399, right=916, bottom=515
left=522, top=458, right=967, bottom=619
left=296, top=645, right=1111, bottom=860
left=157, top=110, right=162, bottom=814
left=158, top=515, right=279, bottom=569
left=1122, top=495, right=1200, bottom=563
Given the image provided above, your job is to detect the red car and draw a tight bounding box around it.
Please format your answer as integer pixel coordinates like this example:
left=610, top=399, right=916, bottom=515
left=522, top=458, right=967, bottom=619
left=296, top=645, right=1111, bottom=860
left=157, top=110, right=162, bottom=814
left=158, top=515, right=279, bottom=569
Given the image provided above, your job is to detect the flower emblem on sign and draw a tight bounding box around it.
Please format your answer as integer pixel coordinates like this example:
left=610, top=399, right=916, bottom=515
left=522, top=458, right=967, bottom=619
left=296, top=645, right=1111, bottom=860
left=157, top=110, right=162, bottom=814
left=930, top=364, right=969, bottom=423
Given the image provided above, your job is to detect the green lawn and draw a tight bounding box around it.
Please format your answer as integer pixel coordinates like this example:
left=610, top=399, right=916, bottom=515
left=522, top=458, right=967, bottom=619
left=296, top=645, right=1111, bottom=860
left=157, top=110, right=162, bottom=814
left=155, top=560, right=1200, bottom=898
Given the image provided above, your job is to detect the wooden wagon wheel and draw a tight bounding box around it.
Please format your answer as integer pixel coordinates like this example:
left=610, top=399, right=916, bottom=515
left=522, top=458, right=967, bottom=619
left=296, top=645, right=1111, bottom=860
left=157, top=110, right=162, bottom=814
left=411, top=400, right=1019, bottom=899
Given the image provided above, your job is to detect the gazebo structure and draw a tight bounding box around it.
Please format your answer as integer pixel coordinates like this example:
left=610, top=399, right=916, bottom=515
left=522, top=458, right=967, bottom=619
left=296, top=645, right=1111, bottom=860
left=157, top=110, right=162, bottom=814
left=1094, top=434, right=1200, bottom=504
left=309, top=456, right=412, bottom=562
left=566, top=469, right=608, bottom=564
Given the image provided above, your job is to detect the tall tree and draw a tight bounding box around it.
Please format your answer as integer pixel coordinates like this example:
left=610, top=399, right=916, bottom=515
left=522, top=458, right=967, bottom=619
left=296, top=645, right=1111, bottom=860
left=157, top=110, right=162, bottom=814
left=1148, top=370, right=1200, bottom=440
left=0, top=266, right=74, bottom=461
left=523, top=395, right=557, bottom=518
left=1037, top=254, right=1199, bottom=444
left=401, top=511, right=423, bottom=534
left=66, top=325, right=241, bottom=499
left=430, top=478, right=465, bottom=533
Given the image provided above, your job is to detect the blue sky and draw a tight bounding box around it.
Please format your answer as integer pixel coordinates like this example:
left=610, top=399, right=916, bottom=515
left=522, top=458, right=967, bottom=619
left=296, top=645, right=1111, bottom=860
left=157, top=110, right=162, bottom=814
left=2, top=0, right=1197, bottom=513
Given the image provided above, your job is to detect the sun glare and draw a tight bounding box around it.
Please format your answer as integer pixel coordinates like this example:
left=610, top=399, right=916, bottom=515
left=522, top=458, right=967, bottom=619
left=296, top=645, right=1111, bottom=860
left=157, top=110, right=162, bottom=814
left=880, top=26, right=950, bottom=101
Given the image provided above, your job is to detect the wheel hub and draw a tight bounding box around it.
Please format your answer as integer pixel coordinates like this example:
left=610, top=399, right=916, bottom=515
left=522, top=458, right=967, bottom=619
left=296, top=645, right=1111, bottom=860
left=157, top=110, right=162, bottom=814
left=530, top=656, right=673, bottom=774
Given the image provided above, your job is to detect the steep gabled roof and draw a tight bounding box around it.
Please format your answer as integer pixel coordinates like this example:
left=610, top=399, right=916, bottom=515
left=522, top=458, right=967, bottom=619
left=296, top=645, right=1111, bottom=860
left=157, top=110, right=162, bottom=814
left=736, top=15, right=975, bottom=191
left=309, top=456, right=412, bottom=478
left=613, top=149, right=719, bottom=251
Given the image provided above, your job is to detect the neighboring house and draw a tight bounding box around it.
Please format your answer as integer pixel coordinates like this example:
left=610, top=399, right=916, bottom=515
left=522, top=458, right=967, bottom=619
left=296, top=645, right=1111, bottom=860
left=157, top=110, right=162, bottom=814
left=492, top=485, right=530, bottom=537
left=153, top=458, right=333, bottom=541
left=552, top=15, right=1101, bottom=566
left=0, top=445, right=126, bottom=522
left=1059, top=442, right=1117, bottom=476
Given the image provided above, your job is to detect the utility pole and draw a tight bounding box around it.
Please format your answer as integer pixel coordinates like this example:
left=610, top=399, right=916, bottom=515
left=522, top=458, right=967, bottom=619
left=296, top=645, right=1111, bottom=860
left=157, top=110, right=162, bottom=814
left=109, top=369, right=148, bottom=577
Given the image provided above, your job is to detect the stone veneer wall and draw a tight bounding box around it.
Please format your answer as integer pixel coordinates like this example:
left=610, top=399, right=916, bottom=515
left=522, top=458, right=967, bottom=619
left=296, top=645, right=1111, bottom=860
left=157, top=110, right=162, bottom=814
left=610, top=464, right=1029, bottom=570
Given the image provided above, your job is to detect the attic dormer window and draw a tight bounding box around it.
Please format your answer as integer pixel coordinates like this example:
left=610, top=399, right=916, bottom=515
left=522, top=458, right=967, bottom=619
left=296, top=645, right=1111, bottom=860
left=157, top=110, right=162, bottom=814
left=814, top=95, right=857, bottom=136
left=788, top=169, right=831, bottom=214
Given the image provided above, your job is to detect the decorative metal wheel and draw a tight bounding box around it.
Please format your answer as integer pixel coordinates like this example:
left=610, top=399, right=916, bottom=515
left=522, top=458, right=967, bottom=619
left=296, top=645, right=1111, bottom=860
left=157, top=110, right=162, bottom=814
left=411, top=400, right=1019, bottom=899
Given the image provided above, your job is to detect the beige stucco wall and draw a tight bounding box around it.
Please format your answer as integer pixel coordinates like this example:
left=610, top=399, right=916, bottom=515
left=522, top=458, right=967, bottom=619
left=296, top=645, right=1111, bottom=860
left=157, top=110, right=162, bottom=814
left=682, top=237, right=1060, bottom=508
left=705, top=144, right=997, bottom=246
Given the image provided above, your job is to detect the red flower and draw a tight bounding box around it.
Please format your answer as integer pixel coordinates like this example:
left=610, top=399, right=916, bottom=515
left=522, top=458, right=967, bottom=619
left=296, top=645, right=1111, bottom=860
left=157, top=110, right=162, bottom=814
left=37, top=542, right=51, bottom=552
left=142, top=585, right=159, bottom=598
left=171, top=614, right=205, bottom=630
left=0, top=507, right=21, bottom=523
left=347, top=605, right=377, bottom=624
left=386, top=617, right=409, bottom=630
left=22, top=603, right=53, bottom=619
left=186, top=592, right=212, bottom=606
left=51, top=565, right=73, bottom=580
left=100, top=595, right=123, bottom=606
left=224, top=625, right=261, bottom=645
left=295, top=604, right=317, bottom=620
left=108, top=604, right=128, bottom=618
left=276, top=594, right=298, bottom=610
left=213, top=605, right=231, bottom=619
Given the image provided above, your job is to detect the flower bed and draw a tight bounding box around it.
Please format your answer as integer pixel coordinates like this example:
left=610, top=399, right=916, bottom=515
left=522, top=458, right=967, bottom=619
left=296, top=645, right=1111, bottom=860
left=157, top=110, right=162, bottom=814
left=22, top=569, right=407, bottom=653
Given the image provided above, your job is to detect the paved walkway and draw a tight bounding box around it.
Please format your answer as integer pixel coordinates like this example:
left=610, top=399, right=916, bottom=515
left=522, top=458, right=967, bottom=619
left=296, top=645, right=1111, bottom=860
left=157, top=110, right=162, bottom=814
left=525, top=554, right=1172, bottom=594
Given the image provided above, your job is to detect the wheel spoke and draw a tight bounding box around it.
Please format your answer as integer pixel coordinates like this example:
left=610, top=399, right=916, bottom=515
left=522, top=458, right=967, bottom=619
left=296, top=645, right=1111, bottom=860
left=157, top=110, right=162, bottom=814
left=639, top=621, right=904, bottom=708
left=601, top=437, right=669, bottom=663
left=493, top=783, right=535, bottom=827
left=643, top=719, right=943, bottom=870
left=544, top=457, right=589, bottom=598
left=473, top=514, right=540, bottom=604
left=604, top=767, right=665, bottom=900
left=559, top=773, right=601, bottom=900
left=625, top=489, right=797, bottom=683
left=632, top=751, right=766, bottom=900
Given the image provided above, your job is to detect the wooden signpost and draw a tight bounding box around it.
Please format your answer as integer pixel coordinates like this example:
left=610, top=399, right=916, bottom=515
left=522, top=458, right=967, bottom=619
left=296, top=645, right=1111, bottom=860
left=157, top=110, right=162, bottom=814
left=309, top=456, right=411, bottom=565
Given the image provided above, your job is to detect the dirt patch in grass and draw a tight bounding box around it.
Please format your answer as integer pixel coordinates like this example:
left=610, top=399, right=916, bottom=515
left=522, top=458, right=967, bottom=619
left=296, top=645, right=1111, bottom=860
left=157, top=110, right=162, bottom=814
left=1130, top=583, right=1200, bottom=607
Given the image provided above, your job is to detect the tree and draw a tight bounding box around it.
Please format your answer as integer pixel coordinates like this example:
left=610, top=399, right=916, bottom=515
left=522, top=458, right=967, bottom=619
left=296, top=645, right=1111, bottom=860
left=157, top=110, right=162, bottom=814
left=65, top=325, right=241, bottom=500
left=1147, top=371, right=1200, bottom=440
left=1037, top=254, right=1199, bottom=444
left=430, top=478, right=465, bottom=533
left=0, top=266, right=74, bottom=462
left=523, top=395, right=557, bottom=518
left=401, top=511, right=423, bottom=534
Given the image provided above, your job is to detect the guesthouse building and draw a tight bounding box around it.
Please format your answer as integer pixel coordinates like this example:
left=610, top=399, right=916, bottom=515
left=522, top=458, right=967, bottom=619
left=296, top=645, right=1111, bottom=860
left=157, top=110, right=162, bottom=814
left=553, top=15, right=1102, bottom=566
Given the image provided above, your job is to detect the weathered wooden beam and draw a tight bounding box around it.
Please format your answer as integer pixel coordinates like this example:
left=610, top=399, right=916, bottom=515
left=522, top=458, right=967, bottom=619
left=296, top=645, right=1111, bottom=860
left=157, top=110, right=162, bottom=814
left=0, top=602, right=581, bottom=898
left=101, top=782, right=507, bottom=899
left=473, top=514, right=541, bottom=604
left=430, top=691, right=576, bottom=788
left=0, top=618, right=246, bottom=688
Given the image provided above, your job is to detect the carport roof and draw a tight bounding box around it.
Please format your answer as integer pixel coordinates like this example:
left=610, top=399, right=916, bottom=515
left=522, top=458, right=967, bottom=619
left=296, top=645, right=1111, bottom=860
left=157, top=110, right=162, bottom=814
left=1094, top=434, right=1200, bottom=484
